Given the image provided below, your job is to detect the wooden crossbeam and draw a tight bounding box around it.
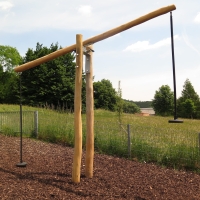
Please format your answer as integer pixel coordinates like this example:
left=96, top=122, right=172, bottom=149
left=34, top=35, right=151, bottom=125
left=14, top=4, right=176, bottom=72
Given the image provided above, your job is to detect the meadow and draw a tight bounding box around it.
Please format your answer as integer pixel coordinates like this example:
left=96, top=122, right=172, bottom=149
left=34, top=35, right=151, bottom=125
left=0, top=104, right=200, bottom=171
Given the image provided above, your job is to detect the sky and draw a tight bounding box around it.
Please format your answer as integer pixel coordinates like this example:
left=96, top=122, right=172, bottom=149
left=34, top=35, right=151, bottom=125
left=1, top=0, right=200, bottom=101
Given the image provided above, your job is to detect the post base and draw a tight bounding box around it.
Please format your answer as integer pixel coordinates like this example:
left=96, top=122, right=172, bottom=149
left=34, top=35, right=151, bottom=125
left=168, top=119, right=183, bottom=123
left=16, top=162, right=27, bottom=167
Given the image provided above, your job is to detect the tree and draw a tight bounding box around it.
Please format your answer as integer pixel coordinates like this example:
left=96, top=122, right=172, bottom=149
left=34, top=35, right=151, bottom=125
left=123, top=100, right=140, bottom=114
left=1, top=72, right=20, bottom=104
left=177, top=79, right=200, bottom=118
left=93, top=79, right=117, bottom=111
left=180, top=79, right=199, bottom=103
left=0, top=70, right=20, bottom=104
left=133, top=101, right=152, bottom=108
left=179, top=99, right=196, bottom=119
left=21, top=43, right=76, bottom=110
left=0, top=45, right=22, bottom=103
left=0, top=45, right=22, bottom=72
left=116, top=81, right=123, bottom=123
left=0, top=66, right=4, bottom=103
left=196, top=101, right=200, bottom=119
left=152, top=85, right=174, bottom=116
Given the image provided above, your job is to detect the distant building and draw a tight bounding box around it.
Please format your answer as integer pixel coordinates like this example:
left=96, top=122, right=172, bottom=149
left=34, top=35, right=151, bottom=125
left=140, top=108, right=155, bottom=115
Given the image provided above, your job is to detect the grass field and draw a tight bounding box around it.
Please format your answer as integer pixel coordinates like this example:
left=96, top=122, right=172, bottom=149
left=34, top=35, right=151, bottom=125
left=1, top=104, right=200, bottom=171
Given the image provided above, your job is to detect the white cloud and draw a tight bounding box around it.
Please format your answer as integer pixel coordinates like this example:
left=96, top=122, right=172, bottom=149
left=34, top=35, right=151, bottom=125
left=123, top=35, right=180, bottom=52
left=78, top=5, right=92, bottom=15
left=194, top=12, right=200, bottom=23
left=182, top=33, right=200, bottom=56
left=0, top=1, right=13, bottom=10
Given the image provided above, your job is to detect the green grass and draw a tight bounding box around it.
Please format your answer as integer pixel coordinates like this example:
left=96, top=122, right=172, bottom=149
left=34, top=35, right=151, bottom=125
left=1, top=104, right=200, bottom=171
left=93, top=110, right=200, bottom=171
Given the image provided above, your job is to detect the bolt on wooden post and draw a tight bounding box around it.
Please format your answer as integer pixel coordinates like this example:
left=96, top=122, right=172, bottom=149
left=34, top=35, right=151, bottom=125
left=72, top=34, right=83, bottom=183
left=85, top=45, right=94, bottom=178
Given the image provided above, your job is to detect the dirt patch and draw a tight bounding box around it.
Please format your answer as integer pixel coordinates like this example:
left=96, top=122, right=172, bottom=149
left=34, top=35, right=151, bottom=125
left=0, top=134, right=200, bottom=199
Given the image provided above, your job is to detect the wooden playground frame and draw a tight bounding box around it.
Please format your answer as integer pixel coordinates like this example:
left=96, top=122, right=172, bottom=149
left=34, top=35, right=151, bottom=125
left=14, top=4, right=176, bottom=183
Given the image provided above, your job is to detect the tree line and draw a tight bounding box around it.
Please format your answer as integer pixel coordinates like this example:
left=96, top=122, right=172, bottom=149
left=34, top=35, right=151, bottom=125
left=1, top=43, right=199, bottom=119
left=127, top=101, right=152, bottom=108
left=0, top=44, right=140, bottom=114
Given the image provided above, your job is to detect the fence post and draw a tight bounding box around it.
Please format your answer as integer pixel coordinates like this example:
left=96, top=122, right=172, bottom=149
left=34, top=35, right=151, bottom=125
left=34, top=111, right=38, bottom=138
left=127, top=124, right=131, bottom=158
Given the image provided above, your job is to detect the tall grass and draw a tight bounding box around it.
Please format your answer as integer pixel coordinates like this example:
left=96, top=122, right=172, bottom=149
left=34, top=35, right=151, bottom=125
left=1, top=104, right=200, bottom=171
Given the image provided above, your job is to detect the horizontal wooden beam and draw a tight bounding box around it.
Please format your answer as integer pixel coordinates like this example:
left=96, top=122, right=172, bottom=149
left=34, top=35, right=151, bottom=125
left=14, top=4, right=176, bottom=72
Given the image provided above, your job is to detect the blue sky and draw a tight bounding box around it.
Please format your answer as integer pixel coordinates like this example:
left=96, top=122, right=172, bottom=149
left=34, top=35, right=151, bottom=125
left=1, top=0, right=200, bottom=101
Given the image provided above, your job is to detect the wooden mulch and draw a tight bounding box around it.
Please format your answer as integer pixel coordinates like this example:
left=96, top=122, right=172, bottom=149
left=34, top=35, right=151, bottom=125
left=0, top=134, right=200, bottom=199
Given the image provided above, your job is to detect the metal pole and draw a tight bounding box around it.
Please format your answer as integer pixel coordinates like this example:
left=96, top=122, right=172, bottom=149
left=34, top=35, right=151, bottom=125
left=170, top=12, right=177, bottom=120
left=127, top=124, right=131, bottom=158
left=198, top=133, right=200, bottom=148
left=34, top=111, right=38, bottom=138
left=198, top=133, right=200, bottom=165
left=168, top=12, right=183, bottom=123
left=16, top=73, right=27, bottom=167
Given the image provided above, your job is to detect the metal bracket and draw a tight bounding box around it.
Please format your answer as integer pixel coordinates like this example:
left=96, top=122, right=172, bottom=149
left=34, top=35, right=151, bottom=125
left=85, top=54, right=90, bottom=74
left=83, top=46, right=94, bottom=74
left=83, top=46, right=94, bottom=55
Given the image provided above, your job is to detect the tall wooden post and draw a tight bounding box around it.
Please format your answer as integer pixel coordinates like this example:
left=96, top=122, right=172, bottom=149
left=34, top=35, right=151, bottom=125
left=85, top=45, right=94, bottom=178
left=72, top=34, right=83, bottom=183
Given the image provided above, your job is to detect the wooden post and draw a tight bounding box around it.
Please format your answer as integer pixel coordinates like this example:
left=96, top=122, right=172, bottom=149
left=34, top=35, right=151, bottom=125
left=72, top=34, right=83, bottom=183
left=85, top=45, right=94, bottom=178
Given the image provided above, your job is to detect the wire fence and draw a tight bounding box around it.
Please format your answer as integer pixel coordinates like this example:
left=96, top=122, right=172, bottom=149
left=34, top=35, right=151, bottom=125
left=94, top=121, right=200, bottom=169
left=0, top=111, right=38, bottom=137
left=0, top=112, right=200, bottom=169
left=94, top=120, right=129, bottom=157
